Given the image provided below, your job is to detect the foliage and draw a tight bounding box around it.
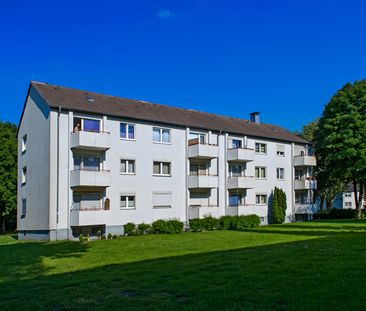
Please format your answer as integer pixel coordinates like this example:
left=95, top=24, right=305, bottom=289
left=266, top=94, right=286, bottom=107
left=297, top=118, right=319, bottom=142
left=151, top=219, right=184, bottom=234
left=315, top=81, right=366, bottom=218
left=190, top=215, right=260, bottom=232
left=0, top=122, right=17, bottom=233
left=231, top=215, right=261, bottom=230
left=101, top=234, right=106, bottom=240
left=112, top=234, right=118, bottom=240
left=78, top=234, right=83, bottom=242
left=270, top=187, right=287, bottom=224
left=313, top=208, right=358, bottom=220
left=219, top=215, right=233, bottom=230
left=96, top=230, right=102, bottom=239
left=137, top=223, right=151, bottom=235
left=123, top=222, right=137, bottom=236
left=107, top=233, right=113, bottom=240
left=189, top=216, right=219, bottom=232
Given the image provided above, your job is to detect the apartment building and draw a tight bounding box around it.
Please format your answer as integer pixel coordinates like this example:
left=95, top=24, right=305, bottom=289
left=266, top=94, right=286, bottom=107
left=17, top=81, right=317, bottom=240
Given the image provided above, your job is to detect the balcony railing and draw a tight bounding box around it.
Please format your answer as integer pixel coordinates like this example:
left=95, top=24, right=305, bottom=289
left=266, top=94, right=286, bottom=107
left=70, top=169, right=111, bottom=188
left=71, top=129, right=111, bottom=150
left=227, top=176, right=255, bottom=189
left=227, top=147, right=254, bottom=162
left=188, top=139, right=219, bottom=159
left=294, top=155, right=317, bottom=167
left=188, top=174, right=219, bottom=188
left=294, top=178, right=317, bottom=190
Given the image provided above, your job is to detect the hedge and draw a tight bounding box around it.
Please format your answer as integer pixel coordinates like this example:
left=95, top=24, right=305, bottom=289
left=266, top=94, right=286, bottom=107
left=189, top=215, right=261, bottom=232
left=151, top=219, right=184, bottom=234
left=313, top=208, right=360, bottom=220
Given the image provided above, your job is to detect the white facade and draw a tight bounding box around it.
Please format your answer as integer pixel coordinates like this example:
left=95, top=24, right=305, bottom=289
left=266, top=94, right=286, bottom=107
left=18, top=85, right=317, bottom=240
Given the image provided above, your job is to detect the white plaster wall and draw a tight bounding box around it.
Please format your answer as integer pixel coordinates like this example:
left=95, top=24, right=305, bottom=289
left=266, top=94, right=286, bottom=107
left=17, top=87, right=51, bottom=231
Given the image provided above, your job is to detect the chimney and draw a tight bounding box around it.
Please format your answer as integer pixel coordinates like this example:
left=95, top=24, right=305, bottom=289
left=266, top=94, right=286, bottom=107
left=250, top=112, right=260, bottom=124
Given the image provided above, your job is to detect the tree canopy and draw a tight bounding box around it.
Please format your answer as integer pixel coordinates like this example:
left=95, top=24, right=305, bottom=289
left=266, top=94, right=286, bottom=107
left=0, top=122, right=17, bottom=233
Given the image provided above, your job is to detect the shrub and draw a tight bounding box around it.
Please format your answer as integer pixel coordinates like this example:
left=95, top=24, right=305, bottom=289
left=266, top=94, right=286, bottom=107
left=189, top=218, right=204, bottom=232
left=201, top=216, right=219, bottom=231
left=124, top=222, right=136, bottom=236
left=219, top=215, right=233, bottom=230
left=112, top=234, right=118, bottom=239
left=231, top=215, right=261, bottom=230
left=101, top=234, right=106, bottom=240
left=137, top=223, right=151, bottom=235
left=271, top=187, right=287, bottom=224
left=79, top=234, right=83, bottom=243
left=96, top=230, right=102, bottom=239
left=107, top=233, right=113, bottom=240
left=151, top=219, right=184, bottom=234
left=314, top=208, right=357, bottom=220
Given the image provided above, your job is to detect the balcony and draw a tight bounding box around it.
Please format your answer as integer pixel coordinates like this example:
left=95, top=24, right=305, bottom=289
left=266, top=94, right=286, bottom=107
left=294, top=155, right=316, bottom=167
left=294, top=203, right=317, bottom=214
left=227, top=176, right=255, bottom=189
left=226, top=204, right=256, bottom=216
left=70, top=130, right=110, bottom=150
left=70, top=169, right=111, bottom=188
left=188, top=205, right=220, bottom=219
left=294, top=179, right=317, bottom=190
left=188, top=174, right=219, bottom=189
left=188, top=139, right=219, bottom=159
left=70, top=208, right=109, bottom=226
left=227, top=148, right=254, bottom=162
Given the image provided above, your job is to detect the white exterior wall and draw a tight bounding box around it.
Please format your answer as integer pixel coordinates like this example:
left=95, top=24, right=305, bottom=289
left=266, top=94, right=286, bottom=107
left=18, top=86, right=316, bottom=240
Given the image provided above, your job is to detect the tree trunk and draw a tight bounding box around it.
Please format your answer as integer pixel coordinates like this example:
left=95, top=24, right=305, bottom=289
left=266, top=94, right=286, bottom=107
left=353, top=181, right=360, bottom=219
left=326, top=196, right=332, bottom=210
left=357, top=181, right=364, bottom=219
left=0, top=216, right=5, bottom=234
left=319, top=194, right=325, bottom=211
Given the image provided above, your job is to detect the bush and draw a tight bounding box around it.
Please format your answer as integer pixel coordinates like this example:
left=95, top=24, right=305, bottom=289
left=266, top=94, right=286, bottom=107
left=107, top=233, right=113, bottom=240
left=314, top=208, right=357, bottom=220
left=231, top=215, right=260, bottom=230
left=101, top=234, right=106, bottom=240
left=124, top=222, right=136, bottom=236
left=151, top=219, right=184, bottom=234
left=79, top=234, right=83, bottom=243
left=201, top=216, right=220, bottom=231
left=189, top=218, right=204, bottom=232
left=219, top=215, right=233, bottom=230
left=96, top=230, right=102, bottom=239
left=112, top=234, right=118, bottom=240
left=137, top=223, right=151, bottom=235
left=271, top=187, right=287, bottom=224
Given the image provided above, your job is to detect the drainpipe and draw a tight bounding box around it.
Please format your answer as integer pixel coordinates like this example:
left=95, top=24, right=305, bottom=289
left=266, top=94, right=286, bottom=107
left=56, top=106, right=61, bottom=240
left=291, top=143, right=295, bottom=222
left=185, top=127, right=189, bottom=226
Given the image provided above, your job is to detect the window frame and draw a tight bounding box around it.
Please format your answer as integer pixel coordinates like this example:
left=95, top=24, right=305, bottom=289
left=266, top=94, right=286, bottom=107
left=120, top=159, right=136, bottom=175
left=276, top=168, right=285, bottom=180
left=73, top=155, right=101, bottom=171
left=231, top=139, right=242, bottom=149
left=256, top=194, right=267, bottom=205
left=153, top=161, right=171, bottom=176
left=120, top=194, right=136, bottom=210
left=21, top=166, right=27, bottom=185
left=22, top=134, right=27, bottom=153
left=152, top=191, right=172, bottom=209
left=120, top=123, right=135, bottom=141
left=153, top=127, right=171, bottom=144
left=255, top=142, right=267, bottom=154
left=255, top=166, right=266, bottom=179
left=21, top=198, right=27, bottom=217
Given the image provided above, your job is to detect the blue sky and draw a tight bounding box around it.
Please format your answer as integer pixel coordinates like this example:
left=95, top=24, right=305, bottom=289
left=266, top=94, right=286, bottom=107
left=1, top=0, right=366, bottom=131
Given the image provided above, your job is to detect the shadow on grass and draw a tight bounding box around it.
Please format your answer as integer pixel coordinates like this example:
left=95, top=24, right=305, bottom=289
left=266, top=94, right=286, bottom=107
left=1, top=225, right=366, bottom=310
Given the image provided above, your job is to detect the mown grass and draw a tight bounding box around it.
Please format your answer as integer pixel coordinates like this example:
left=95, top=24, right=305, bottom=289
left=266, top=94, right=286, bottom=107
left=1, top=220, right=366, bottom=310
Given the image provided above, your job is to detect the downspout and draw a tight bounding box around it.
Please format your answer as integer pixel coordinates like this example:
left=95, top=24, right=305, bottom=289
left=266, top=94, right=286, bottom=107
left=185, top=128, right=189, bottom=226
left=67, top=113, right=71, bottom=239
left=291, top=143, right=295, bottom=222
left=56, top=106, right=61, bottom=240
left=224, top=132, right=228, bottom=215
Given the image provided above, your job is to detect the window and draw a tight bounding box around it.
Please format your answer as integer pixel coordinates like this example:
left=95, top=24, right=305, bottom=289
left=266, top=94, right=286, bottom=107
left=153, top=127, right=170, bottom=143
left=74, top=117, right=100, bottom=132
left=295, top=169, right=305, bottom=180
left=344, top=193, right=352, bottom=198
left=232, top=139, right=242, bottom=149
left=189, top=132, right=206, bottom=144
left=276, top=144, right=285, bottom=156
left=21, top=167, right=27, bottom=184
left=276, top=168, right=285, bottom=180
left=74, top=155, right=100, bottom=171
left=345, top=202, right=352, bottom=207
left=120, top=195, right=135, bottom=209
left=153, top=192, right=172, bottom=209
left=229, top=164, right=243, bottom=177
left=256, top=194, right=267, bottom=205
left=190, top=163, right=207, bottom=176
left=255, top=166, right=266, bottom=179
left=120, top=159, right=135, bottom=174
left=22, top=135, right=27, bottom=153
left=295, top=191, right=307, bottom=204
left=255, top=143, right=267, bottom=154
left=21, top=199, right=27, bottom=216
left=153, top=161, right=171, bottom=176
left=120, top=123, right=135, bottom=140
left=229, top=193, right=243, bottom=206
left=73, top=193, right=101, bottom=210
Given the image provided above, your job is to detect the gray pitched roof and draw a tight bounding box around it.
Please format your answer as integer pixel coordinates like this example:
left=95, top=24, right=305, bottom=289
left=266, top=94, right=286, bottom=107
left=30, top=81, right=310, bottom=144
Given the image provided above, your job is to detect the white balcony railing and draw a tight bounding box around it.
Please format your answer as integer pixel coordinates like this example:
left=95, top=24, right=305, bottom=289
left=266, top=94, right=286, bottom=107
left=227, top=176, right=255, bottom=189
left=188, top=174, right=219, bottom=188
left=70, top=169, right=111, bottom=188
left=70, top=130, right=111, bottom=150
left=188, top=139, right=219, bottom=159
left=294, top=155, right=317, bottom=167
left=227, top=147, right=254, bottom=162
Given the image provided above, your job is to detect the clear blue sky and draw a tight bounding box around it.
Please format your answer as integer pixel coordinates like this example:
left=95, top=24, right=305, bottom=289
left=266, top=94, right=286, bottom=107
left=1, top=0, right=366, bottom=131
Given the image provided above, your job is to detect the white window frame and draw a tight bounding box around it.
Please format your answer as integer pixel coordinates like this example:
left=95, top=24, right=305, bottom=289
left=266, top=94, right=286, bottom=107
left=153, top=161, right=171, bottom=176
left=255, top=143, right=267, bottom=154
left=276, top=168, right=285, bottom=180
left=22, top=135, right=27, bottom=153
left=255, top=166, right=266, bottom=179
left=189, top=131, right=206, bottom=144
left=21, top=167, right=27, bottom=185
left=120, top=159, right=136, bottom=175
left=73, top=155, right=101, bottom=171
left=153, top=127, right=171, bottom=144
left=153, top=191, right=172, bottom=209
left=120, top=123, right=135, bottom=141
left=120, top=194, right=136, bottom=209
left=256, top=194, right=267, bottom=205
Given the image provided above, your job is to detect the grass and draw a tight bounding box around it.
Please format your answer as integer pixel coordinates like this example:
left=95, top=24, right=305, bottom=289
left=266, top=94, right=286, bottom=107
left=1, top=220, right=366, bottom=310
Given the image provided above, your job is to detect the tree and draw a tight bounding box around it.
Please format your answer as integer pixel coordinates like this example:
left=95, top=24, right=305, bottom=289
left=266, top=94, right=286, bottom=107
left=270, top=187, right=287, bottom=224
left=0, top=122, right=17, bottom=233
left=315, top=81, right=366, bottom=218
left=297, top=118, right=319, bottom=142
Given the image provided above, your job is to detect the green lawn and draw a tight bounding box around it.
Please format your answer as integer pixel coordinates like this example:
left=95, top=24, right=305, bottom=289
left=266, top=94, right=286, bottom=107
left=1, top=220, right=366, bottom=310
